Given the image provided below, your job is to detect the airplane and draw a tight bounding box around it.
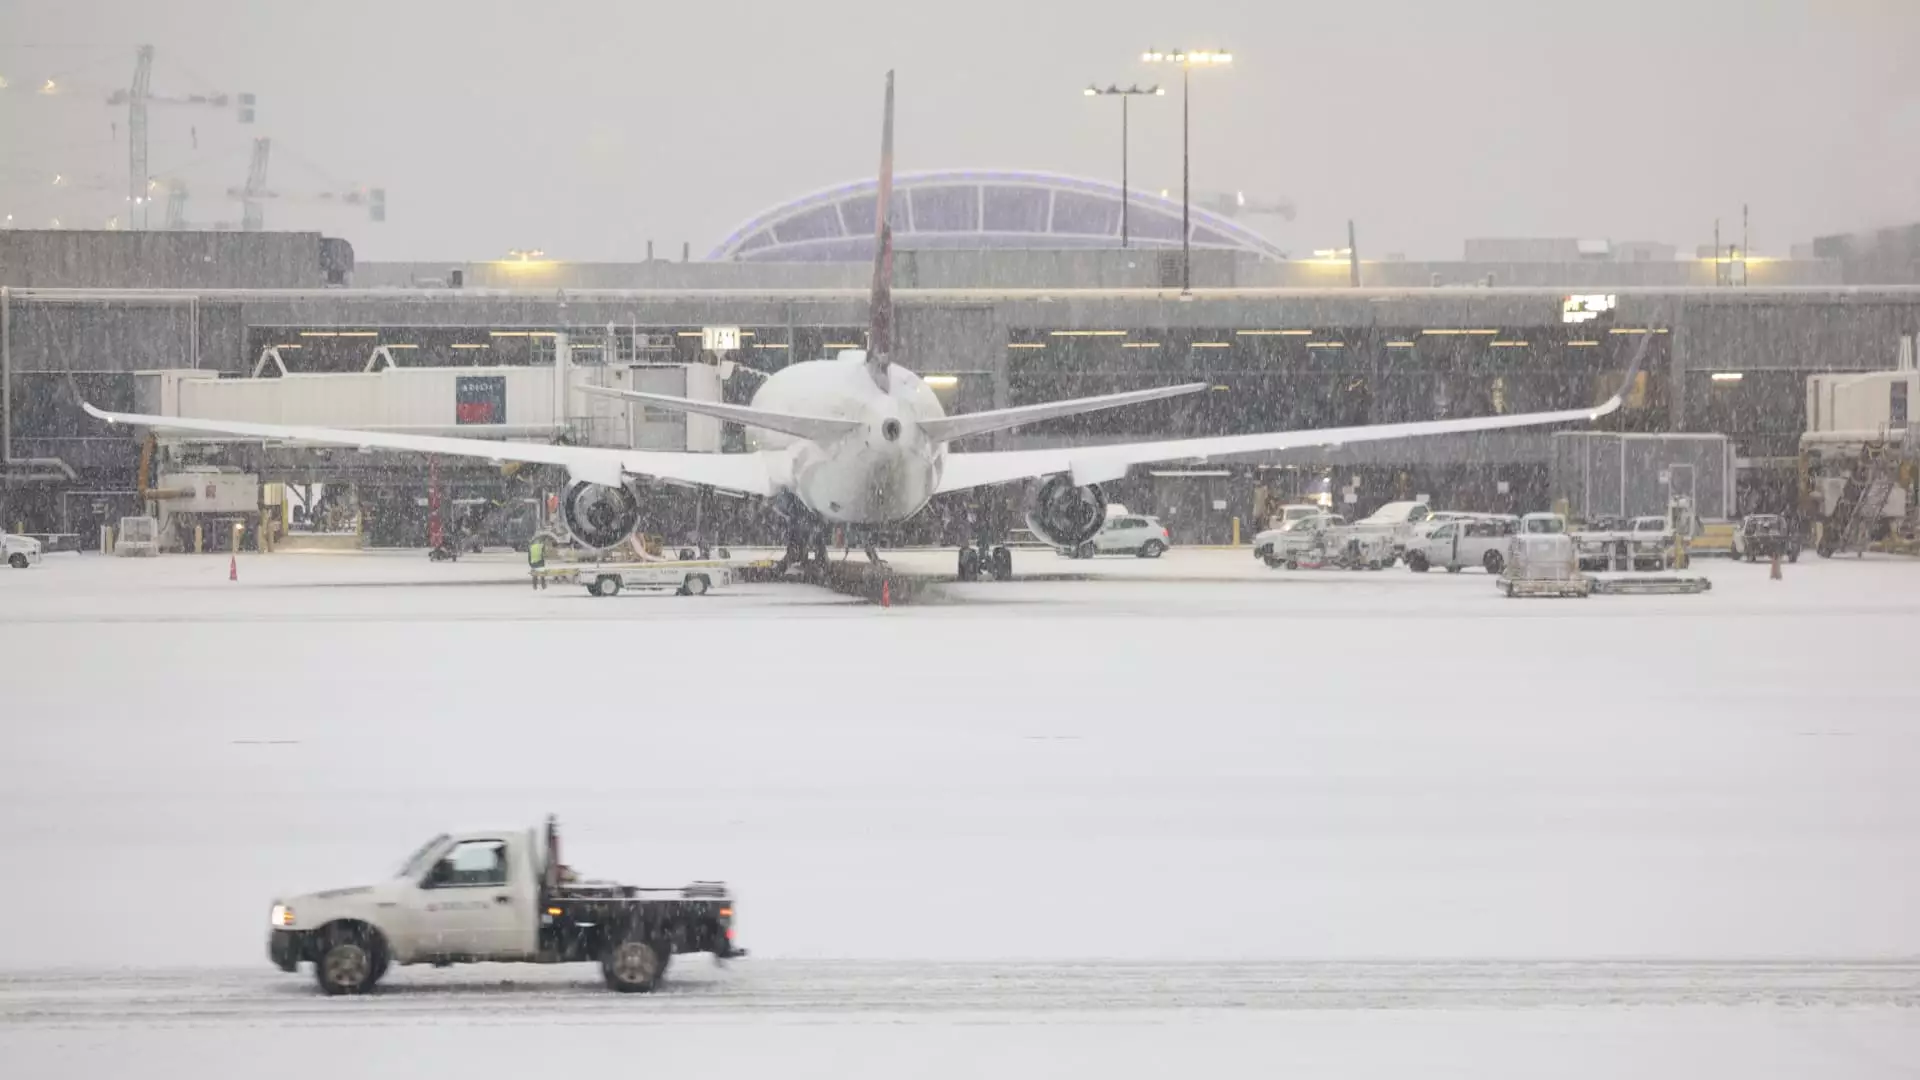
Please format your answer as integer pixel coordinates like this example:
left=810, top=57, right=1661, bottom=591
left=85, top=71, right=1649, bottom=582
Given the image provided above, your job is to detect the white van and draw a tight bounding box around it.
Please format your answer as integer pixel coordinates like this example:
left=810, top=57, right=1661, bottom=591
left=1405, top=515, right=1519, bottom=574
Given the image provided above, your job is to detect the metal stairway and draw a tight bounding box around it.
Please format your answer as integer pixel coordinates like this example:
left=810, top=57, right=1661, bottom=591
left=1831, top=445, right=1900, bottom=556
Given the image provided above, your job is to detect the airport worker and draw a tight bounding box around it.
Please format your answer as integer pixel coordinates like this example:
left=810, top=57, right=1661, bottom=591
left=528, top=537, right=547, bottom=590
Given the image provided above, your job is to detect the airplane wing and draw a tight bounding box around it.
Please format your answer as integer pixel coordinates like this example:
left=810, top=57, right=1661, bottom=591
left=936, top=333, right=1652, bottom=496
left=576, top=385, right=863, bottom=443
left=80, top=403, right=774, bottom=495
left=918, top=382, right=1207, bottom=444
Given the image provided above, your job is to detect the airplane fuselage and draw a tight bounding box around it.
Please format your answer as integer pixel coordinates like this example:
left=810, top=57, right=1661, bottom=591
left=748, top=352, right=947, bottom=524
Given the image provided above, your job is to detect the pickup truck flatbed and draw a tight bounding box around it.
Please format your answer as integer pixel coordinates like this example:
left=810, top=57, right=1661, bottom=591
left=268, top=818, right=743, bottom=994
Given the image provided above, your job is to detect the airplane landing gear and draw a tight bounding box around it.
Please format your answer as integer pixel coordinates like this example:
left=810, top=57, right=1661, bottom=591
left=955, top=542, right=1013, bottom=581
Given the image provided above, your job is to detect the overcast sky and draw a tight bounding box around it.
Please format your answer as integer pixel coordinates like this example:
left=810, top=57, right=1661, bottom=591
left=2, top=0, right=1916, bottom=262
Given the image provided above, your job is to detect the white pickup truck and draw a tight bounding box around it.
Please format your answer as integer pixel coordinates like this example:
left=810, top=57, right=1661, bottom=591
left=267, top=818, right=743, bottom=995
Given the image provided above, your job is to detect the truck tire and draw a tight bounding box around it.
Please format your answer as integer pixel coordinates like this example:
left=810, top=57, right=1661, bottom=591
left=314, top=925, right=383, bottom=996
left=602, top=935, right=667, bottom=993
left=1483, top=550, right=1505, bottom=575
left=990, top=546, right=1014, bottom=580
left=8, top=554, right=26, bottom=569
left=680, top=574, right=710, bottom=597
left=1406, top=551, right=1429, bottom=572
left=1264, top=556, right=1282, bottom=569
left=593, top=575, right=621, bottom=597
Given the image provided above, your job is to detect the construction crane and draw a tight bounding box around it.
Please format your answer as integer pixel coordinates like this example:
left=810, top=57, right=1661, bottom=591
left=103, top=45, right=255, bottom=229
left=220, top=137, right=385, bottom=231
left=155, top=138, right=386, bottom=231
left=0, top=46, right=252, bottom=229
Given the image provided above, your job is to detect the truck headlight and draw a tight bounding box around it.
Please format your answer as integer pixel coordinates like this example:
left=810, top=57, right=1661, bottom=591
left=270, top=903, right=295, bottom=928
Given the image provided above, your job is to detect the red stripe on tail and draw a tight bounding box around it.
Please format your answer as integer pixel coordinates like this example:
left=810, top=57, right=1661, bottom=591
left=866, top=71, right=896, bottom=390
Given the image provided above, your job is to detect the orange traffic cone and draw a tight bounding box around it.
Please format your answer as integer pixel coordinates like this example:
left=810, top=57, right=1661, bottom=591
left=880, top=579, right=891, bottom=608
left=1770, top=552, right=1781, bottom=581
left=229, top=554, right=238, bottom=582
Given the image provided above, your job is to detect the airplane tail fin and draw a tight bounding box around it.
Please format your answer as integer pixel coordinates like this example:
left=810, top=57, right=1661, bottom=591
left=865, top=70, right=896, bottom=392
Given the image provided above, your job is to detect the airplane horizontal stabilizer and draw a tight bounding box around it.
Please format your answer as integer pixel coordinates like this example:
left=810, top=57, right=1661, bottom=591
left=918, top=382, right=1208, bottom=445
left=577, top=385, right=864, bottom=444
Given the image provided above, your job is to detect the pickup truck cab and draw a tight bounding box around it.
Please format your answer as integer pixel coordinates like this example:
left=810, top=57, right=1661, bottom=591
left=1404, top=515, right=1519, bottom=573
left=268, top=818, right=742, bottom=995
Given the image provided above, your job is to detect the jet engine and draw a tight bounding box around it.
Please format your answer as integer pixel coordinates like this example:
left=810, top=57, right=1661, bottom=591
left=1023, top=475, right=1107, bottom=548
left=560, top=481, right=643, bottom=550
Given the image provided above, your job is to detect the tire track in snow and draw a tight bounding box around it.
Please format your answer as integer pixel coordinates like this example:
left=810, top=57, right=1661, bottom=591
left=3, top=959, right=1916, bottom=1027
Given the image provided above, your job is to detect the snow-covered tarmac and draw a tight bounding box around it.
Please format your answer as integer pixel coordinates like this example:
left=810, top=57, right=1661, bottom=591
left=3, top=548, right=1917, bottom=1077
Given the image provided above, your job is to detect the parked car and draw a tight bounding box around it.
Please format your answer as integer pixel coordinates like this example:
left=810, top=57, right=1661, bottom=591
left=1060, top=513, right=1171, bottom=559
left=1731, top=514, right=1801, bottom=562
left=3, top=532, right=42, bottom=569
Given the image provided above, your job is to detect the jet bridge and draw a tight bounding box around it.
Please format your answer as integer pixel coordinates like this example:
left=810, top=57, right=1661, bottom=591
left=122, top=339, right=730, bottom=549
left=132, top=337, right=725, bottom=457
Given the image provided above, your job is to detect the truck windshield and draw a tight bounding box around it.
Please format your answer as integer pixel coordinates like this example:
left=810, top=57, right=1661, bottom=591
left=396, top=834, right=449, bottom=878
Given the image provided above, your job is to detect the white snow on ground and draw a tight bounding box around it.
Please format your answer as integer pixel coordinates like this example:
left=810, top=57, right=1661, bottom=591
left=2, top=548, right=1918, bottom=1076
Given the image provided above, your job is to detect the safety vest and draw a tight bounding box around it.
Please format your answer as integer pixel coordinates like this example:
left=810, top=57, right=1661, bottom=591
left=528, top=541, right=545, bottom=564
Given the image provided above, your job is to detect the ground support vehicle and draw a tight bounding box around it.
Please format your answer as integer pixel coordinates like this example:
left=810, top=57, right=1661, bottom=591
left=1731, top=514, right=1802, bottom=563
left=1587, top=570, right=1712, bottom=595
left=536, top=560, right=751, bottom=597
left=1276, top=532, right=1393, bottom=571
left=1261, top=514, right=1350, bottom=567
left=268, top=818, right=743, bottom=995
left=1347, top=501, right=1433, bottom=566
left=1251, top=504, right=1326, bottom=561
left=1495, top=533, right=1592, bottom=598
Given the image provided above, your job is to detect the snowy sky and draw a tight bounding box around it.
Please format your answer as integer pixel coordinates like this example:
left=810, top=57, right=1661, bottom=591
left=1, top=0, right=1916, bottom=262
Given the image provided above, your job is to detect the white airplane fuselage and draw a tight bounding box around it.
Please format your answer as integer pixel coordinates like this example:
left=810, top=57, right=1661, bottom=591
left=747, top=351, right=948, bottom=524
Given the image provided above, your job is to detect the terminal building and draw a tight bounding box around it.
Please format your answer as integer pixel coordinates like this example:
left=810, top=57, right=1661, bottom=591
left=3, top=186, right=1918, bottom=550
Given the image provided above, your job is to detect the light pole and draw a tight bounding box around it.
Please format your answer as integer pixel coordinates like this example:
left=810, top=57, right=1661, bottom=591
left=1141, top=49, right=1232, bottom=293
left=1083, top=83, right=1163, bottom=248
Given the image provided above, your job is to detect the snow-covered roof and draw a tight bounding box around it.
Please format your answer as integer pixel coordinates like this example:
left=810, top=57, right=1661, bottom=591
left=708, top=170, right=1287, bottom=263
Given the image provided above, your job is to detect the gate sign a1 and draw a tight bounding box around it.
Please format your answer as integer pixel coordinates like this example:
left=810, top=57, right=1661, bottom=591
left=702, top=326, right=741, bottom=353
left=1562, top=294, right=1617, bottom=324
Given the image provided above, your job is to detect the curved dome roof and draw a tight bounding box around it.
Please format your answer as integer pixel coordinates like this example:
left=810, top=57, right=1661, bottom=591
left=708, top=170, right=1285, bottom=262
